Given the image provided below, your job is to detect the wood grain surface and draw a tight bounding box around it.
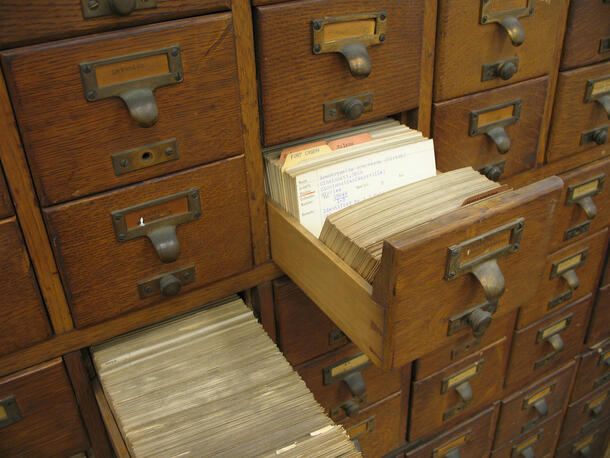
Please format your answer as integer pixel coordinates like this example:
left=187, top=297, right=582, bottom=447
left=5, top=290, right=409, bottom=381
left=255, top=0, right=424, bottom=146
left=555, top=421, right=610, bottom=458
left=433, top=76, right=548, bottom=179
left=0, top=0, right=230, bottom=49
left=44, top=156, right=253, bottom=328
left=572, top=339, right=610, bottom=403
left=588, top=283, right=610, bottom=345
left=559, top=383, right=610, bottom=447
left=491, top=412, right=563, bottom=458
left=0, top=167, right=13, bottom=219
left=2, top=14, right=244, bottom=206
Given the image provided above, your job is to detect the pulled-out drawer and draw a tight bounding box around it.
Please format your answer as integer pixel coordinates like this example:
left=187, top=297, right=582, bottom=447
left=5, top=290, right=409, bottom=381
left=560, top=384, right=610, bottom=446
left=268, top=177, right=562, bottom=370
left=0, top=168, right=12, bottom=219
left=572, top=338, right=610, bottom=403
left=0, top=358, right=90, bottom=457
left=491, top=412, right=563, bottom=458
left=505, top=294, right=592, bottom=390
left=588, top=284, right=610, bottom=345
left=1, top=14, right=243, bottom=205
left=433, top=76, right=549, bottom=181
left=255, top=0, right=424, bottom=146
left=518, top=229, right=608, bottom=328
left=547, top=61, right=610, bottom=164
left=44, top=156, right=253, bottom=328
left=495, top=362, right=575, bottom=447
left=434, top=0, right=568, bottom=101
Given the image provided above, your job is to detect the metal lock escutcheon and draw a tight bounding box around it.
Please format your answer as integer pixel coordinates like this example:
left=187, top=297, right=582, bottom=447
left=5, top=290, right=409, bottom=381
left=480, top=0, right=534, bottom=47
left=81, top=0, right=157, bottom=18
left=470, top=99, right=522, bottom=155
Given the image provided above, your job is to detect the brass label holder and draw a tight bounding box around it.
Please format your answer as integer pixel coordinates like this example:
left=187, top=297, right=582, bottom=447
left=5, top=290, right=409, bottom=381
left=81, top=0, right=157, bottom=19
left=80, top=46, right=183, bottom=127
left=0, top=396, right=21, bottom=429
left=550, top=248, right=588, bottom=294
left=511, top=430, right=542, bottom=458
left=138, top=265, right=195, bottom=299
left=323, top=353, right=371, bottom=401
left=346, top=416, right=374, bottom=441
left=521, top=383, right=555, bottom=431
left=585, top=76, right=610, bottom=119
left=480, top=0, right=534, bottom=46
left=441, top=360, right=482, bottom=420
left=469, top=99, right=522, bottom=154
left=566, top=174, right=605, bottom=227
left=112, top=138, right=178, bottom=176
left=110, top=188, right=201, bottom=263
left=312, top=12, right=387, bottom=79
left=572, top=432, right=596, bottom=456
left=433, top=431, right=471, bottom=458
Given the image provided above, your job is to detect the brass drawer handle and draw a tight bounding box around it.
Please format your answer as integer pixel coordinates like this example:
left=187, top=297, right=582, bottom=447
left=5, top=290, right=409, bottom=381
left=532, top=398, right=548, bottom=417
left=561, top=269, right=580, bottom=291
left=470, top=100, right=522, bottom=155
left=550, top=248, right=588, bottom=293
left=534, top=315, right=571, bottom=369
left=497, top=16, right=525, bottom=47
left=455, top=380, right=473, bottom=403
left=566, top=175, right=606, bottom=220
left=518, top=446, right=535, bottom=458
left=110, top=0, right=137, bottom=15
left=434, top=432, right=470, bottom=458
left=547, top=333, right=564, bottom=352
left=323, top=353, right=371, bottom=398
left=585, top=76, right=610, bottom=119
left=480, top=0, right=534, bottom=47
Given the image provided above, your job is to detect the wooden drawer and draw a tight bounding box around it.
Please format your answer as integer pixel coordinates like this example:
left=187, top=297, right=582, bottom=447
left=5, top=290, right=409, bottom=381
left=550, top=157, right=610, bottom=250
left=547, top=61, right=610, bottom=164
left=491, top=411, right=563, bottom=458
left=0, top=1, right=229, bottom=49
left=268, top=177, right=562, bottom=370
left=295, top=344, right=403, bottom=423
left=555, top=421, right=610, bottom=458
left=342, top=391, right=404, bottom=457
left=433, top=76, right=549, bottom=181
left=0, top=216, right=52, bottom=357
left=495, top=362, right=575, bottom=447
left=518, top=229, right=608, bottom=328
left=255, top=0, right=424, bottom=146
left=588, top=284, right=610, bottom=345
left=560, top=384, right=610, bottom=446
left=561, top=0, right=610, bottom=70
left=415, top=310, right=516, bottom=381
left=0, top=168, right=12, bottom=219
left=44, top=156, right=253, bottom=328
left=409, top=338, right=507, bottom=440
left=434, top=0, right=568, bottom=101
left=274, top=277, right=349, bottom=366
left=1, top=14, right=243, bottom=206
left=572, top=339, right=610, bottom=403
left=405, top=406, right=495, bottom=458
left=0, top=358, right=90, bottom=457
left=505, top=294, right=592, bottom=390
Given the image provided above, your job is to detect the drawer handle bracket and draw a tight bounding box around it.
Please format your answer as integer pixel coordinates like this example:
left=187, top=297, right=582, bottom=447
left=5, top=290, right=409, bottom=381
left=566, top=175, right=605, bottom=220
left=0, top=396, right=22, bottom=429
left=480, top=0, right=533, bottom=47
left=585, top=76, right=610, bottom=119
left=469, top=99, right=521, bottom=154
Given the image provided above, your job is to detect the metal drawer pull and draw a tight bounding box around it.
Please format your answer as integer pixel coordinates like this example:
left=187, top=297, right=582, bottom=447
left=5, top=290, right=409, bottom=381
left=532, top=398, right=548, bottom=417
left=547, top=333, right=564, bottom=352
left=343, top=371, right=366, bottom=397
left=444, top=448, right=461, bottom=458
left=585, top=76, right=610, bottom=119
left=455, top=381, right=473, bottom=403
left=579, top=445, right=591, bottom=457
left=497, top=16, right=525, bottom=47
left=480, top=0, right=534, bottom=47
left=518, top=446, right=535, bottom=458
left=566, top=175, right=605, bottom=221
left=551, top=249, right=587, bottom=294
left=590, top=404, right=602, bottom=417
left=470, top=99, right=522, bottom=155
left=339, top=399, right=360, bottom=418
left=561, top=269, right=580, bottom=291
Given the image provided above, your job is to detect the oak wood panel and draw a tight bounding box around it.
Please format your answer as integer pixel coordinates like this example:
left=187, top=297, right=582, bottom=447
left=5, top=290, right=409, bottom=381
left=495, top=362, right=575, bottom=448
left=255, top=0, right=424, bottom=146
left=0, top=167, right=12, bottom=219
left=2, top=14, right=243, bottom=206
left=560, top=383, right=610, bottom=446
left=518, top=228, right=608, bottom=328
left=0, top=358, right=90, bottom=457
left=491, top=411, right=563, bottom=458
left=44, top=156, right=253, bottom=328
left=415, top=0, right=438, bottom=138
left=409, top=338, right=507, bottom=440
left=92, top=378, right=130, bottom=458
left=555, top=420, right=610, bottom=458
left=415, top=310, right=516, bottom=380
left=0, top=216, right=52, bottom=357
left=572, top=339, right=610, bottom=403
left=0, top=68, right=74, bottom=334
left=588, top=283, right=610, bottom=345
left=0, top=261, right=282, bottom=378
left=274, top=276, right=349, bottom=366
left=505, top=294, right=593, bottom=390
left=405, top=406, right=496, bottom=457
left=561, top=0, right=610, bottom=70
left=434, top=0, right=568, bottom=101
left=252, top=281, right=276, bottom=343
left=433, top=76, right=549, bottom=179
left=341, top=391, right=404, bottom=457
left=296, top=343, right=402, bottom=422
left=547, top=61, right=610, bottom=163
left=0, top=0, right=230, bottom=49
left=374, top=177, right=563, bottom=369
left=232, top=0, right=270, bottom=264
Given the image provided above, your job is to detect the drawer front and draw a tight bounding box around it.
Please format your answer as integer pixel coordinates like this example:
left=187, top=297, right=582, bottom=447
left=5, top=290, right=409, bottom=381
left=274, top=277, right=349, bottom=366
left=0, top=1, right=230, bottom=49
left=495, top=362, right=575, bottom=447
left=560, top=384, right=610, bottom=446
left=505, top=294, right=592, bottom=390
left=295, top=344, right=402, bottom=423
left=556, top=421, right=610, bottom=458
left=519, top=229, right=608, bottom=328
left=255, top=0, right=424, bottom=146
left=405, top=406, right=495, bottom=458
left=433, top=76, right=549, bottom=181
left=0, top=169, right=13, bottom=219
left=44, top=156, right=253, bottom=328
left=415, top=310, right=516, bottom=381
left=434, top=0, right=568, bottom=101
left=491, top=412, right=563, bottom=458
left=572, top=339, right=610, bottom=403
left=547, top=61, right=610, bottom=163
left=561, top=0, right=610, bottom=70
left=342, top=391, right=403, bottom=457
left=1, top=14, right=243, bottom=206
left=409, top=338, right=507, bottom=440
left=0, top=217, right=52, bottom=357
left=0, top=359, right=89, bottom=457
left=551, top=157, right=610, bottom=250
left=588, top=284, right=610, bottom=345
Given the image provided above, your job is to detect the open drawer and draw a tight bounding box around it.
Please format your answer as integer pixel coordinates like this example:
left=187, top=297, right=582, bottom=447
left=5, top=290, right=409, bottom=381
left=268, top=176, right=563, bottom=370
